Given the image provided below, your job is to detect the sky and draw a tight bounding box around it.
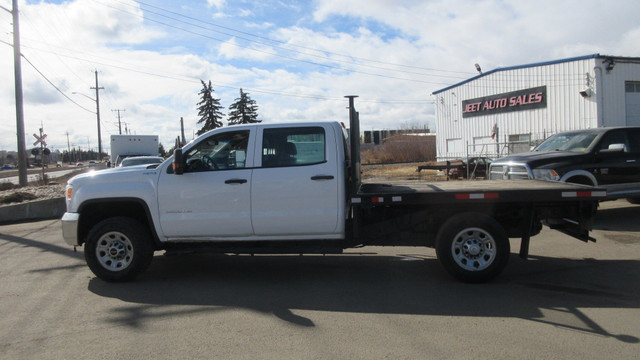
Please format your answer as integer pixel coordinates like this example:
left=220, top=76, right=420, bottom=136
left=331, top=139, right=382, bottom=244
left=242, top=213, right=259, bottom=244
left=1, top=0, right=639, bottom=155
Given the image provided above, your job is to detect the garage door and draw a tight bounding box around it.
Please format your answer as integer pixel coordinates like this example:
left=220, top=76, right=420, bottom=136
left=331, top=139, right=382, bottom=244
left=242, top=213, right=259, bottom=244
left=626, top=81, right=640, bottom=126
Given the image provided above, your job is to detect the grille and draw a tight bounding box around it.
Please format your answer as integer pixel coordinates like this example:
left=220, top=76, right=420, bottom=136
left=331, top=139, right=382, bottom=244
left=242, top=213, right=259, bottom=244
left=489, top=164, right=531, bottom=180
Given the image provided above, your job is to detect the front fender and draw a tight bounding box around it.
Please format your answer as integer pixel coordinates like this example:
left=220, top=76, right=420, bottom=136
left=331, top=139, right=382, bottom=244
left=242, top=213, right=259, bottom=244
left=76, top=197, right=163, bottom=248
left=66, top=168, right=165, bottom=245
left=559, top=169, right=598, bottom=186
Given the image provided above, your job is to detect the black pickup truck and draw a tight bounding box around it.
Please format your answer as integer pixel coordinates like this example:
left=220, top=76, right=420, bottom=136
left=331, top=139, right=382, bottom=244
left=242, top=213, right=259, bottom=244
left=489, top=127, right=640, bottom=202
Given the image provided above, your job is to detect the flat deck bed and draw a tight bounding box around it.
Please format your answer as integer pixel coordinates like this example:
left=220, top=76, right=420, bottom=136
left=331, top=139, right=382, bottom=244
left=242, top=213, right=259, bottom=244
left=357, top=180, right=607, bottom=205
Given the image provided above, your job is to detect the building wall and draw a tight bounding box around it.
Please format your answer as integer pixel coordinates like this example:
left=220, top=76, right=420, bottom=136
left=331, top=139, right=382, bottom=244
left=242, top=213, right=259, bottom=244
left=598, top=61, right=640, bottom=127
left=433, top=55, right=640, bottom=160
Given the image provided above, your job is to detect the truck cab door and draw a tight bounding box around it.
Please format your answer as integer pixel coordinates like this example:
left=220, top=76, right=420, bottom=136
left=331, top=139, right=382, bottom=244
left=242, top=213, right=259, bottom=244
left=157, top=129, right=254, bottom=239
left=251, top=125, right=342, bottom=237
left=595, top=129, right=640, bottom=185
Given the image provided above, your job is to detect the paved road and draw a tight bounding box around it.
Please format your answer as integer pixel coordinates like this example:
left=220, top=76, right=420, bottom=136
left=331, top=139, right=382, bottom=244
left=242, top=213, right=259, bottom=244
left=0, top=200, right=638, bottom=359
left=0, top=169, right=77, bottom=184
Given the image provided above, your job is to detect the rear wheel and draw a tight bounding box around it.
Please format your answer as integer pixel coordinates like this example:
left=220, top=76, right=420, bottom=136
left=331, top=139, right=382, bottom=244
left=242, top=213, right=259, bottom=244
left=436, top=213, right=510, bottom=283
left=84, top=217, right=154, bottom=282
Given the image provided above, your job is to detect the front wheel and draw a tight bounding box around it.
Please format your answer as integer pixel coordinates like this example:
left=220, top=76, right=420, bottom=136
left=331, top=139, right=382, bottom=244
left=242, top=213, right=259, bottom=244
left=84, top=217, right=154, bottom=282
left=435, top=213, right=510, bottom=283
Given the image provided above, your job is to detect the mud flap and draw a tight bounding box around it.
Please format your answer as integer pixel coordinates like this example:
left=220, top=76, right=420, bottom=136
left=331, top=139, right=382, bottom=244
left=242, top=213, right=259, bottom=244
left=542, top=200, right=598, bottom=244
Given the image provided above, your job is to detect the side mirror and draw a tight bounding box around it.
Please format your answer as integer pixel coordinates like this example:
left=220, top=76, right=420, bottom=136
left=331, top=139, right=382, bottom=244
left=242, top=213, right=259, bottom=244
left=173, top=148, right=184, bottom=175
left=599, top=143, right=626, bottom=154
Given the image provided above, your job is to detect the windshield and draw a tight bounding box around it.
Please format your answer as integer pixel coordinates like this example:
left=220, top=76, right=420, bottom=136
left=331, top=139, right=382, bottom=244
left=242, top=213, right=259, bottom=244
left=534, top=132, right=598, bottom=152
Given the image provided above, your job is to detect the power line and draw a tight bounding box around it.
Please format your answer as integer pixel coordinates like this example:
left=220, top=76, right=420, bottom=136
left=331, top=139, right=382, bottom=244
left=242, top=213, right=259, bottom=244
left=94, top=0, right=463, bottom=84
left=18, top=51, right=95, bottom=113
left=18, top=42, right=430, bottom=104
left=20, top=5, right=88, bottom=84
left=121, top=0, right=474, bottom=77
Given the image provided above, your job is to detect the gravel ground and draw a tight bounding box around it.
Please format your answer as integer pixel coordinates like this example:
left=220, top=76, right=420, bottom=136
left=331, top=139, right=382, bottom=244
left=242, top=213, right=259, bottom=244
left=0, top=184, right=66, bottom=205
left=0, top=170, right=82, bottom=206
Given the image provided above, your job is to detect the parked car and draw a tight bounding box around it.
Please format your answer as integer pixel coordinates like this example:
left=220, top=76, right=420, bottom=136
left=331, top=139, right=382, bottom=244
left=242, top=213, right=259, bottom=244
left=1, top=164, right=16, bottom=170
left=489, top=126, right=640, bottom=201
left=88, top=160, right=96, bottom=167
left=76, top=162, right=84, bottom=167
left=118, top=156, right=164, bottom=167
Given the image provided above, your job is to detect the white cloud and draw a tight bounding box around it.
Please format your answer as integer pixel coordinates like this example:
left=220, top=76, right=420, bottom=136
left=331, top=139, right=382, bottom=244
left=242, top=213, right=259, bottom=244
left=311, top=0, right=640, bottom=67
left=218, top=38, right=276, bottom=62
left=206, top=0, right=227, bottom=9
left=2, top=0, right=640, bottom=154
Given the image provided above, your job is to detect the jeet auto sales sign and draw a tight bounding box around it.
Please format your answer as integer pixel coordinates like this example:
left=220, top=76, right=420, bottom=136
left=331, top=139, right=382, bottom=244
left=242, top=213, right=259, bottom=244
left=461, top=86, right=547, bottom=118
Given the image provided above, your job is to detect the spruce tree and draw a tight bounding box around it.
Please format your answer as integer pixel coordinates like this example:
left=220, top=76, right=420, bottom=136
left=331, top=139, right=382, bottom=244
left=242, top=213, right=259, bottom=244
left=196, top=80, right=225, bottom=136
left=227, top=88, right=261, bottom=125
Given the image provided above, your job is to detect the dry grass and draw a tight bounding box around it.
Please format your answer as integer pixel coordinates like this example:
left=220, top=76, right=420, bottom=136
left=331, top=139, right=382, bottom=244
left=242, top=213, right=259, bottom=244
left=359, top=136, right=442, bottom=181
left=362, top=163, right=446, bottom=181
left=361, top=137, right=435, bottom=165
left=0, top=191, right=38, bottom=205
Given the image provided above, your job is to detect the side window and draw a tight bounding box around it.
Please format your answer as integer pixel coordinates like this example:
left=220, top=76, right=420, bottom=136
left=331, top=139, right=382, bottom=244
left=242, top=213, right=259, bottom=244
left=184, top=130, right=249, bottom=172
left=627, top=129, right=640, bottom=153
left=599, top=130, right=629, bottom=152
left=262, top=127, right=325, bottom=168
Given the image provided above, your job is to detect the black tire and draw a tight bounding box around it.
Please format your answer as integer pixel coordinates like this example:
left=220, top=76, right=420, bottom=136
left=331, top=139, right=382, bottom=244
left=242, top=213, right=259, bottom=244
left=435, top=213, right=510, bottom=283
left=84, top=217, right=154, bottom=282
left=627, top=198, right=640, bottom=205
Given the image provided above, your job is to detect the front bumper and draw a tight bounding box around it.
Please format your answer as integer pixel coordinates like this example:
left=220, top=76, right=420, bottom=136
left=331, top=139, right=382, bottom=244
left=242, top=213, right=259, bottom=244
left=61, top=212, right=80, bottom=246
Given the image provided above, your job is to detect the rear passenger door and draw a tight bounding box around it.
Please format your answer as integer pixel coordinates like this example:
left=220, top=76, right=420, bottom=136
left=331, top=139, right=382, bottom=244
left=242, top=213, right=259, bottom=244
left=251, top=125, right=340, bottom=237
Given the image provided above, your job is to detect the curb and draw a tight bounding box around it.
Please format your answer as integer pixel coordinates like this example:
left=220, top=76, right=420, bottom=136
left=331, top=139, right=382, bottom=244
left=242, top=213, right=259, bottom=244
left=0, top=197, right=66, bottom=224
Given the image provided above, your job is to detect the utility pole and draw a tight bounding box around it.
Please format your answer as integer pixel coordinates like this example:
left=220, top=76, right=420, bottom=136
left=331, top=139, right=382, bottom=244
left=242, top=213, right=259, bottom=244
left=66, top=131, right=71, bottom=164
left=112, top=109, right=125, bottom=134
left=90, top=70, right=104, bottom=160
left=180, top=117, right=186, bottom=146
left=2, top=0, right=28, bottom=186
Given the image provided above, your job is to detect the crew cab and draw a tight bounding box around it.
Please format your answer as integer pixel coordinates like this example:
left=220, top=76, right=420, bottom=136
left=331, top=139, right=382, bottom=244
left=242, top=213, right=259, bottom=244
left=62, top=97, right=605, bottom=283
left=489, top=127, right=640, bottom=201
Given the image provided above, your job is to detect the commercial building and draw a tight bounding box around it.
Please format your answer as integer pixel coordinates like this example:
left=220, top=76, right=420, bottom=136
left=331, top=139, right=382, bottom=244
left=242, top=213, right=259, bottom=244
left=432, top=54, right=640, bottom=160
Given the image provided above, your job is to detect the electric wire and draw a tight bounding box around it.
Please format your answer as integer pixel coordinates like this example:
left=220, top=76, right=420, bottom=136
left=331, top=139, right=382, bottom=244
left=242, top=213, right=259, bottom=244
left=19, top=42, right=430, bottom=104
left=116, top=0, right=474, bottom=77
left=93, top=0, right=458, bottom=84
left=12, top=49, right=95, bottom=114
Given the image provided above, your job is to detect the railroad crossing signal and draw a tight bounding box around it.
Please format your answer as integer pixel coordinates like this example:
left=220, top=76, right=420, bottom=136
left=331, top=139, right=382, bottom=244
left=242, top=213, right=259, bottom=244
left=33, top=132, right=47, bottom=147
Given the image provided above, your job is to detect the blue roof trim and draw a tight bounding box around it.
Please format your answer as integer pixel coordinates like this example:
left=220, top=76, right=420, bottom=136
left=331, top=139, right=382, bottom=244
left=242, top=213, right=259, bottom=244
left=432, top=54, right=602, bottom=95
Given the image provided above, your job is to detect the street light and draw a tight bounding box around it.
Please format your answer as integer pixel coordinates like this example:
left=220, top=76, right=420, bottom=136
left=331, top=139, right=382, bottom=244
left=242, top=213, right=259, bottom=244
left=72, top=91, right=102, bottom=160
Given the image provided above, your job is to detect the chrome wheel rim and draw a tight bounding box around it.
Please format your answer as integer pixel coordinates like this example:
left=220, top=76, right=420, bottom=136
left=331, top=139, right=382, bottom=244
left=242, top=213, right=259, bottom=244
left=451, top=227, right=496, bottom=271
left=95, top=231, right=134, bottom=271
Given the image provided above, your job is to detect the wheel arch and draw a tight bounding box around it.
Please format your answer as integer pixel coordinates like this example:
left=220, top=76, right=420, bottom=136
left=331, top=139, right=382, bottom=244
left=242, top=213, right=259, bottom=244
left=560, top=170, right=598, bottom=186
left=77, top=198, right=161, bottom=248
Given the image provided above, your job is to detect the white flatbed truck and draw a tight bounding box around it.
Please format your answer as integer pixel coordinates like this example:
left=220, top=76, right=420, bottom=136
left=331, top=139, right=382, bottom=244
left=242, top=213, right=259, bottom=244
left=62, top=96, right=604, bottom=282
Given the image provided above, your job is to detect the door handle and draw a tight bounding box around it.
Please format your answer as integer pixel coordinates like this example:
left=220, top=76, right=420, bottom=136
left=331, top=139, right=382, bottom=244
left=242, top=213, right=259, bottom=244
left=311, top=175, right=334, bottom=180
left=225, top=179, right=247, bottom=184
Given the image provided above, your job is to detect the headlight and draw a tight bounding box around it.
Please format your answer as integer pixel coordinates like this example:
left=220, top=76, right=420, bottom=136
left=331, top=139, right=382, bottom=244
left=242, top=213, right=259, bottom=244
left=532, top=169, right=560, bottom=181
